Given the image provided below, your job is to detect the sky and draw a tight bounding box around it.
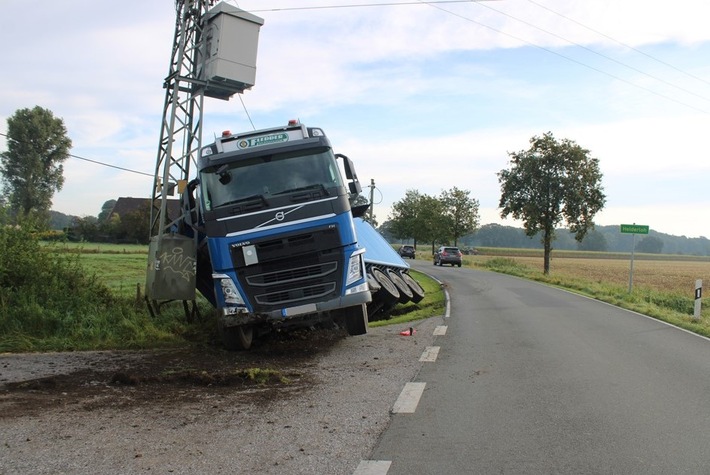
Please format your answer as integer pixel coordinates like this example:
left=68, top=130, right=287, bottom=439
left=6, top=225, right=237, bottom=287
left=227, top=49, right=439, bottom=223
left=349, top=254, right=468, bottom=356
left=1, top=0, right=709, bottom=238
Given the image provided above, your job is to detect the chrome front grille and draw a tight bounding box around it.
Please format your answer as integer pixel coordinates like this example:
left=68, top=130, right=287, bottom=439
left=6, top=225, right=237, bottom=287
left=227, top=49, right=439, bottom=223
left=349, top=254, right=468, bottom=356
left=230, top=225, right=344, bottom=311
left=247, top=262, right=338, bottom=287
left=253, top=282, right=337, bottom=305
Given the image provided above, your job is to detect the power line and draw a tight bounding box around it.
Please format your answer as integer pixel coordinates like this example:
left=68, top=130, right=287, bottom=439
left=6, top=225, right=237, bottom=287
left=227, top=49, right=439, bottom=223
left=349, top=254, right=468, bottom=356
left=243, top=0, right=498, bottom=12
left=416, top=1, right=710, bottom=114
left=524, top=0, right=710, bottom=89
left=0, top=132, right=154, bottom=178
left=65, top=153, right=154, bottom=177
left=237, top=0, right=710, bottom=114
left=238, top=94, right=256, bottom=130
left=472, top=0, right=710, bottom=104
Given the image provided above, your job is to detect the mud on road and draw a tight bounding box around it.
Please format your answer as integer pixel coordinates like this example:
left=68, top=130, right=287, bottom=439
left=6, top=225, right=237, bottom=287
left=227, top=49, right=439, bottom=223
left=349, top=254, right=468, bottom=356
left=0, top=318, right=440, bottom=475
left=1, top=332, right=330, bottom=418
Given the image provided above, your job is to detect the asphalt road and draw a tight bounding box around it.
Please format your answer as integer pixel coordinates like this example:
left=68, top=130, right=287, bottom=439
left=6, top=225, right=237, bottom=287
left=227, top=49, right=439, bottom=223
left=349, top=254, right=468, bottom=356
left=366, top=261, right=710, bottom=474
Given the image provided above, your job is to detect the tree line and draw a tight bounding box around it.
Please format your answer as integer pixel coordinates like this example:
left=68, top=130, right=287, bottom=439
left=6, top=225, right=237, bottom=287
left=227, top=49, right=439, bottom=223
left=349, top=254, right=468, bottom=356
left=451, top=223, right=709, bottom=256
left=387, top=187, right=481, bottom=255
left=386, top=133, right=607, bottom=273
left=0, top=107, right=152, bottom=243
left=69, top=200, right=151, bottom=244
left=3, top=106, right=623, bottom=271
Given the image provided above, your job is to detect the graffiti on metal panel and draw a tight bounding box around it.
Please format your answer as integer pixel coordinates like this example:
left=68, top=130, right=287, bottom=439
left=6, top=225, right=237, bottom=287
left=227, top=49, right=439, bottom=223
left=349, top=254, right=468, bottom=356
left=156, top=247, right=196, bottom=282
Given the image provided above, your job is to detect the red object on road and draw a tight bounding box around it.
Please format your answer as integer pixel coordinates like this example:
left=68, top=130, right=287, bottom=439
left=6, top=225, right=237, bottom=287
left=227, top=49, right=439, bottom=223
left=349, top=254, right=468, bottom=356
left=399, top=327, right=416, bottom=336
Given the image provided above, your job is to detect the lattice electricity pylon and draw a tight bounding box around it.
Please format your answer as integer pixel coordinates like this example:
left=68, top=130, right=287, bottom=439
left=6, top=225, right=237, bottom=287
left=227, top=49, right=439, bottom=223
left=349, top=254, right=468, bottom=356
left=149, top=0, right=215, bottom=241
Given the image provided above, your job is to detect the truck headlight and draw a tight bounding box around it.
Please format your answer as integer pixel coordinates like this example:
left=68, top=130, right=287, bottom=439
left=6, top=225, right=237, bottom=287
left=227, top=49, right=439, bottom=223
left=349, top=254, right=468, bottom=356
left=213, top=274, right=246, bottom=306
left=346, top=252, right=364, bottom=286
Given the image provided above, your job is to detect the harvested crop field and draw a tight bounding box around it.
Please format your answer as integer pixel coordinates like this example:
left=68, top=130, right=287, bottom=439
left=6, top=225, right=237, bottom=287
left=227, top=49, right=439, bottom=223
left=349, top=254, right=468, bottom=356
left=504, top=256, right=709, bottom=295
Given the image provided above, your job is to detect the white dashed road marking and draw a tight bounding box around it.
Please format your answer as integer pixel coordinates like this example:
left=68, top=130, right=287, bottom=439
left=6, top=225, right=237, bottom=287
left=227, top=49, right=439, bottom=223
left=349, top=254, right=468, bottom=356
left=353, top=460, right=392, bottom=475
left=356, top=278, right=450, bottom=474
left=419, top=346, right=440, bottom=362
left=392, top=382, right=426, bottom=414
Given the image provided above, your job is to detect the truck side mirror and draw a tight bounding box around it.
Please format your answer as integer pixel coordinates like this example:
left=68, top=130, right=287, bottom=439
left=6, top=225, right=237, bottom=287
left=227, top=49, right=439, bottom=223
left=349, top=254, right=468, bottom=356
left=335, top=153, right=362, bottom=194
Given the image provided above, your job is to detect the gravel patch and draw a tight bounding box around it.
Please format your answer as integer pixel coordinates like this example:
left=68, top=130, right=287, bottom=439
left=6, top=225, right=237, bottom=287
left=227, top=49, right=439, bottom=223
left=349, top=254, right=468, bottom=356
left=0, top=317, right=441, bottom=474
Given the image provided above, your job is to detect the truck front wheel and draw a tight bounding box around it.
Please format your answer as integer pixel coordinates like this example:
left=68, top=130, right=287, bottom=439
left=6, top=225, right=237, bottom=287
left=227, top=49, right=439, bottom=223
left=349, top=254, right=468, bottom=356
left=219, top=321, right=254, bottom=351
left=336, top=304, right=368, bottom=336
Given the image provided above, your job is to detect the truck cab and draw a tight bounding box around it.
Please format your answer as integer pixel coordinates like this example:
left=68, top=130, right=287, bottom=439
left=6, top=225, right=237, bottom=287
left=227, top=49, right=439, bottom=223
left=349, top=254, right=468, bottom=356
left=186, top=120, right=371, bottom=349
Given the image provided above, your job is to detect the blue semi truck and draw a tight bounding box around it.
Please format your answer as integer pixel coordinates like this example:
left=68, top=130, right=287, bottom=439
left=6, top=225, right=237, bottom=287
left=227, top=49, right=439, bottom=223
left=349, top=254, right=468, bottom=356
left=178, top=120, right=424, bottom=349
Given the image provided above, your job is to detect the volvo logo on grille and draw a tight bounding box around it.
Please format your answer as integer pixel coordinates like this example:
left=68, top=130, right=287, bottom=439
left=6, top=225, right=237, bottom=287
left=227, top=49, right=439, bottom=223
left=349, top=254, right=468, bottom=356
left=275, top=211, right=285, bottom=221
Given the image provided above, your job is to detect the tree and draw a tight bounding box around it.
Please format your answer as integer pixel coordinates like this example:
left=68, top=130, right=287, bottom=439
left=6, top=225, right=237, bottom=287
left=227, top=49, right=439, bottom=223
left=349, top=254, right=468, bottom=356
left=636, top=235, right=663, bottom=254
left=418, top=194, right=448, bottom=254
left=115, top=202, right=151, bottom=244
left=439, top=187, right=480, bottom=247
left=389, top=190, right=423, bottom=245
left=577, top=229, right=608, bottom=252
left=98, top=199, right=117, bottom=222
left=71, top=216, right=100, bottom=242
left=389, top=190, right=449, bottom=251
left=0, top=106, right=72, bottom=219
left=498, top=132, right=606, bottom=274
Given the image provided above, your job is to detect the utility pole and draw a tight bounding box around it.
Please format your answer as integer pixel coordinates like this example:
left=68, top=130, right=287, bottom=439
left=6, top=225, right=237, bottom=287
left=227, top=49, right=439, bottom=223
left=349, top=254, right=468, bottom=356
left=145, top=0, right=213, bottom=312
left=146, top=0, right=263, bottom=309
left=368, top=178, right=375, bottom=222
left=149, top=0, right=212, bottom=240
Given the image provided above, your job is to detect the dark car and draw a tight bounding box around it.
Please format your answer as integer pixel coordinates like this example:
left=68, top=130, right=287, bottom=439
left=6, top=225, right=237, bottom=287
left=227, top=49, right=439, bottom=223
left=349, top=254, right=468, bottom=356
left=434, top=246, right=462, bottom=267
left=398, top=245, right=416, bottom=259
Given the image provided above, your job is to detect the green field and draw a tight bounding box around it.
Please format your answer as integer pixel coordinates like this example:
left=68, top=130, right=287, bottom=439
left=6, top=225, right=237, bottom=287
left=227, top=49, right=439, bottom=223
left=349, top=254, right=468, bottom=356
left=64, top=244, right=447, bottom=320
left=59, top=243, right=710, bottom=338
left=47, top=242, right=149, bottom=297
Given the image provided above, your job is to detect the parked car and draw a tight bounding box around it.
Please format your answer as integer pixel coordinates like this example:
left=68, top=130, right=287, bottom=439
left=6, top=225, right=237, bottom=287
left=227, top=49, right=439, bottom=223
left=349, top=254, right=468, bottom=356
left=434, top=246, right=462, bottom=267
left=398, top=245, right=416, bottom=259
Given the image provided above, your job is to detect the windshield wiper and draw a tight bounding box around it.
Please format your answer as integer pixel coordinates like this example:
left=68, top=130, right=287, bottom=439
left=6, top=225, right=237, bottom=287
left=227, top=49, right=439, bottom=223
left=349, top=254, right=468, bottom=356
left=273, top=184, right=330, bottom=197
left=219, top=194, right=268, bottom=208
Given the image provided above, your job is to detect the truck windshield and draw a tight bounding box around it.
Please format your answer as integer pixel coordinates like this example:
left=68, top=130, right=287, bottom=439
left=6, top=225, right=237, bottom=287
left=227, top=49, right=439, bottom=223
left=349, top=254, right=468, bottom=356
left=200, top=148, right=344, bottom=211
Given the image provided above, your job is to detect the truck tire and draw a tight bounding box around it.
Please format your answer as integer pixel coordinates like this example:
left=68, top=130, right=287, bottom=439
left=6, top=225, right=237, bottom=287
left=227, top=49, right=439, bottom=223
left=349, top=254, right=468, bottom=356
left=336, top=304, right=368, bottom=336
left=370, top=267, right=400, bottom=307
left=219, top=321, right=253, bottom=351
left=386, top=269, right=413, bottom=304
left=366, top=272, right=381, bottom=293
left=400, top=272, right=425, bottom=304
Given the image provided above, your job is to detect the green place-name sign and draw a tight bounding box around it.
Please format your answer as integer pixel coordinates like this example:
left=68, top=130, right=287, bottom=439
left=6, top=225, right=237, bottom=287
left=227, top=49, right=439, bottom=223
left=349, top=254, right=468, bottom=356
left=620, top=224, right=649, bottom=234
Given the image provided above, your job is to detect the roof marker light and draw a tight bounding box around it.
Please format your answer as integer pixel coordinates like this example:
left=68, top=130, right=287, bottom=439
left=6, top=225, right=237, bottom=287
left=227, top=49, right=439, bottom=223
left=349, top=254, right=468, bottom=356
left=288, top=119, right=299, bottom=126
left=222, top=130, right=231, bottom=137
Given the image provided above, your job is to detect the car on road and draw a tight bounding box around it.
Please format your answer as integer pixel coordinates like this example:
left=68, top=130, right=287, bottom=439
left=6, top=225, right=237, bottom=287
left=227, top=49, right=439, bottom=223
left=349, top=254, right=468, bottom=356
left=398, top=245, right=416, bottom=259
left=434, top=246, right=462, bottom=267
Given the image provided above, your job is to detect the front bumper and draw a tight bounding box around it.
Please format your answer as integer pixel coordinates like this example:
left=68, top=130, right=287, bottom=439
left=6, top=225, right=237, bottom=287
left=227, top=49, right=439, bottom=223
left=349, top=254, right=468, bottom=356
left=220, top=285, right=371, bottom=328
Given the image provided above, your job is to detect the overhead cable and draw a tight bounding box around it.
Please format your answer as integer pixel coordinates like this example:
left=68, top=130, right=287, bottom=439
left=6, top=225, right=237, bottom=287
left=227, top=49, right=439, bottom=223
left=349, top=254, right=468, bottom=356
left=524, top=0, right=710, bottom=88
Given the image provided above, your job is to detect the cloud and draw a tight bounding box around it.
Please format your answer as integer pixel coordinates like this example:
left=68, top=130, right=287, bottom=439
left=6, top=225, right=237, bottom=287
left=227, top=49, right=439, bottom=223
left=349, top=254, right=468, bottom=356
left=3, top=0, right=709, bottom=240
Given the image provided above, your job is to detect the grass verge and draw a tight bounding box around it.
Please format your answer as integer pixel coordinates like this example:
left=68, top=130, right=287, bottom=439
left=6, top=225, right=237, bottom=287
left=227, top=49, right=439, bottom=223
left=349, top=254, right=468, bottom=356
left=369, top=270, right=446, bottom=328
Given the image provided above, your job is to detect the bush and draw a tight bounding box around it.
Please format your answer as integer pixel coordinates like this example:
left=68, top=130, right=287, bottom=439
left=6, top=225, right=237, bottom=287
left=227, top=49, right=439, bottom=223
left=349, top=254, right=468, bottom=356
left=0, top=223, right=194, bottom=352
left=1, top=225, right=109, bottom=332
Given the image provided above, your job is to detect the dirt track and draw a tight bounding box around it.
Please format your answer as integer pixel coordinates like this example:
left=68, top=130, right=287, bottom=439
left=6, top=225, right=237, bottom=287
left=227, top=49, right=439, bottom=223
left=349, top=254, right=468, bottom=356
left=0, top=318, right=439, bottom=474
